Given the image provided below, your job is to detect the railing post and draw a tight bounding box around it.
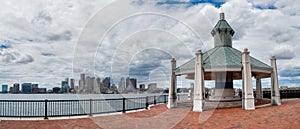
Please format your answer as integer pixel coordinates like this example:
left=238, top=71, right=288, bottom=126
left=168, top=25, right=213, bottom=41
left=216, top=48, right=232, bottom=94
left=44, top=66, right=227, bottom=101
left=89, top=99, right=92, bottom=116
left=154, top=96, right=156, bottom=105
left=44, top=99, right=48, bottom=120
left=164, top=95, right=167, bottom=103
left=122, top=98, right=126, bottom=113
left=145, top=96, right=149, bottom=110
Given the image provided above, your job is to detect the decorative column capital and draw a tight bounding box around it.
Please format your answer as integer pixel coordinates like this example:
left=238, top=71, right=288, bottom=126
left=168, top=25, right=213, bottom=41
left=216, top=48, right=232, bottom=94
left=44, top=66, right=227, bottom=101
left=171, top=58, right=176, bottom=63
left=243, top=48, right=250, bottom=54
left=271, top=56, right=276, bottom=61
left=195, top=49, right=202, bottom=56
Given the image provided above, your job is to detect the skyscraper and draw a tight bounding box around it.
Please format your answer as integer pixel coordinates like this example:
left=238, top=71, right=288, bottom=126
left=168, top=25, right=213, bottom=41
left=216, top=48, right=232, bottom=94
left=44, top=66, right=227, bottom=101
left=22, top=83, right=32, bottom=93
left=12, top=83, right=20, bottom=93
left=103, top=77, right=111, bottom=89
left=70, top=78, right=75, bottom=89
left=2, top=84, right=8, bottom=93
left=79, top=74, right=85, bottom=89
left=118, top=77, right=126, bottom=92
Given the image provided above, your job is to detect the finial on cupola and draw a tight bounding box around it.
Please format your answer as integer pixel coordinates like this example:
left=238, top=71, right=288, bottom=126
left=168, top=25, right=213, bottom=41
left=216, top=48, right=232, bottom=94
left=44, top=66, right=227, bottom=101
left=220, top=12, right=225, bottom=20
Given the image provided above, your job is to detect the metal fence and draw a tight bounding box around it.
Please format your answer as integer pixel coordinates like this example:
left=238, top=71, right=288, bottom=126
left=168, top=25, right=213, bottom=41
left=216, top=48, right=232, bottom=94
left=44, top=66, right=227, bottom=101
left=238, top=90, right=300, bottom=99
left=0, top=94, right=188, bottom=119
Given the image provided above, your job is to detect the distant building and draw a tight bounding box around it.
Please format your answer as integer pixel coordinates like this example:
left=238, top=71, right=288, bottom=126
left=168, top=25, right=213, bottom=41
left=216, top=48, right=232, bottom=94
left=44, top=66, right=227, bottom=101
left=61, top=80, right=68, bottom=89
left=22, top=83, right=32, bottom=93
left=95, top=77, right=101, bottom=93
left=70, top=78, right=75, bottom=89
left=103, top=77, right=111, bottom=89
left=2, top=84, right=8, bottom=93
left=79, top=74, right=85, bottom=89
left=125, top=77, right=137, bottom=90
left=52, top=87, right=61, bottom=93
left=118, top=77, right=126, bottom=92
left=12, top=83, right=20, bottom=93
left=38, top=88, right=47, bottom=93
left=139, top=84, right=146, bottom=91
left=32, top=88, right=39, bottom=93
left=129, top=78, right=137, bottom=89
left=148, top=83, right=157, bottom=91
left=32, top=84, right=38, bottom=88
left=280, top=86, right=288, bottom=90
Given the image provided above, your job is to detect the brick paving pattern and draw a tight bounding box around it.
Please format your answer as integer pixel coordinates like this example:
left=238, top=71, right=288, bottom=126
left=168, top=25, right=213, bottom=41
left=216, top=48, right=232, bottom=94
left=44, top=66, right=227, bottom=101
left=0, top=99, right=299, bottom=129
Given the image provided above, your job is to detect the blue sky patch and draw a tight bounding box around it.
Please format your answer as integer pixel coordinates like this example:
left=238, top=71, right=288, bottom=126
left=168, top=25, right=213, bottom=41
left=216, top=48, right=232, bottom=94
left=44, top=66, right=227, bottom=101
left=41, top=52, right=55, bottom=56
left=253, top=5, right=277, bottom=10
left=0, top=44, right=11, bottom=49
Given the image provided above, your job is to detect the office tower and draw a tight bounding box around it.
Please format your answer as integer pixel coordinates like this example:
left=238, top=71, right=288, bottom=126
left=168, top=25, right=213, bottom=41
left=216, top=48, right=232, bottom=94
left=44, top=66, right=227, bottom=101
left=2, top=84, right=8, bottom=93
left=32, top=84, right=38, bottom=88
left=118, top=77, right=126, bottom=92
left=61, top=80, right=68, bottom=89
left=70, top=78, right=75, bottom=89
left=148, top=83, right=157, bottom=91
left=22, top=83, right=32, bottom=93
left=103, top=77, right=111, bottom=89
left=129, top=78, right=137, bottom=89
left=79, top=74, right=85, bottom=89
left=125, top=77, right=137, bottom=90
left=65, top=78, right=69, bottom=86
left=139, top=84, right=145, bottom=91
left=13, top=83, right=20, bottom=93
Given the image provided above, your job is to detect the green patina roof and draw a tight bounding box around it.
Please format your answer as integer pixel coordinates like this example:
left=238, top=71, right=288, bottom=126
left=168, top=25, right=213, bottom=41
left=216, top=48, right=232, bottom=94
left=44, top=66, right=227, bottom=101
left=211, top=20, right=235, bottom=36
left=175, top=46, right=272, bottom=74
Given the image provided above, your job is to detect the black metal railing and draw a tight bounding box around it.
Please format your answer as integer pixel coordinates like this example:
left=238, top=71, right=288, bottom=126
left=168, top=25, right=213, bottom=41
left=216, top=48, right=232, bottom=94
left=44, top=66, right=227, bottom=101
left=238, top=90, right=300, bottom=99
left=0, top=94, right=188, bottom=119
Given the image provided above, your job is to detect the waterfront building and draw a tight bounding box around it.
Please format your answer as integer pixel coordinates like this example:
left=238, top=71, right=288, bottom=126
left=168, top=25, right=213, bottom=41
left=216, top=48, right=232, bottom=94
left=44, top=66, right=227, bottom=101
left=38, top=88, right=47, bottom=93
left=32, top=84, right=38, bottom=88
left=125, top=77, right=137, bottom=91
left=2, top=84, right=8, bottom=93
left=61, top=80, right=68, bottom=89
left=12, top=83, right=20, bottom=93
left=103, top=77, right=111, bottom=90
left=22, top=83, right=32, bottom=93
left=95, top=77, right=102, bottom=93
left=32, top=88, right=39, bottom=93
left=169, top=13, right=281, bottom=111
left=52, top=87, right=61, bottom=93
left=139, top=84, right=146, bottom=91
left=79, top=74, right=85, bottom=89
left=118, top=77, right=126, bottom=92
left=148, top=83, right=157, bottom=91
left=70, top=78, right=75, bottom=89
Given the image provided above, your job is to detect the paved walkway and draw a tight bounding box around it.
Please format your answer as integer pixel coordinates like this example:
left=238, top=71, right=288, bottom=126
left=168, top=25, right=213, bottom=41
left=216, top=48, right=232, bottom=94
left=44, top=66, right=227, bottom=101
left=0, top=99, right=299, bottom=129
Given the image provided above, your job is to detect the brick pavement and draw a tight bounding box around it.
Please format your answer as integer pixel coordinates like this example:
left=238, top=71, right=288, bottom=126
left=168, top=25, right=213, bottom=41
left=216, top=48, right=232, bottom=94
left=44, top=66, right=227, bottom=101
left=0, top=99, right=299, bottom=129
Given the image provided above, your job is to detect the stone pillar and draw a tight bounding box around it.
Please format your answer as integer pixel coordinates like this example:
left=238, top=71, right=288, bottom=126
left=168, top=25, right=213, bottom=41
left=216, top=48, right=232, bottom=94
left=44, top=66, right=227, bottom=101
left=271, top=56, right=281, bottom=105
left=256, top=78, right=262, bottom=99
left=242, top=48, right=255, bottom=110
left=193, top=50, right=205, bottom=112
left=168, top=58, right=177, bottom=108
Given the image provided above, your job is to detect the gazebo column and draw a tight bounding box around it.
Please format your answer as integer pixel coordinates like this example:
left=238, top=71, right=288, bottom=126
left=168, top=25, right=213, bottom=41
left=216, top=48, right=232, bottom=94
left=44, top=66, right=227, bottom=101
left=271, top=56, right=281, bottom=106
left=193, top=50, right=205, bottom=112
left=242, top=48, right=255, bottom=110
left=255, top=78, right=262, bottom=98
left=168, top=58, right=177, bottom=108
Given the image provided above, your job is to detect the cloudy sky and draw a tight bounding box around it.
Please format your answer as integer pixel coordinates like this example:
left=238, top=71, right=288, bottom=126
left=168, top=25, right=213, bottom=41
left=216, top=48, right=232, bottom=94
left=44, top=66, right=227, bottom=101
left=0, top=0, right=299, bottom=90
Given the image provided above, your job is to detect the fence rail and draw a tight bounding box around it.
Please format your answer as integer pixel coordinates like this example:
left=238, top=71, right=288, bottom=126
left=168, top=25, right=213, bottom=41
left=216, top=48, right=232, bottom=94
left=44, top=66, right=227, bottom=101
left=0, top=94, right=188, bottom=119
left=238, top=90, right=300, bottom=99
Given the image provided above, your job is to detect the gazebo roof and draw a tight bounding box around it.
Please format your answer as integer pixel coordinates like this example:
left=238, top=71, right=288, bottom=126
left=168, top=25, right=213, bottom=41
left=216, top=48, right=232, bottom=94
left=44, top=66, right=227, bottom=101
left=174, top=46, right=272, bottom=75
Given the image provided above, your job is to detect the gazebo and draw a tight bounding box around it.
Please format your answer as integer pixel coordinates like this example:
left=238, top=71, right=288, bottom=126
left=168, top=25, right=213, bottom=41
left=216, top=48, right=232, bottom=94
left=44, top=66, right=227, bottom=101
left=167, top=13, right=281, bottom=111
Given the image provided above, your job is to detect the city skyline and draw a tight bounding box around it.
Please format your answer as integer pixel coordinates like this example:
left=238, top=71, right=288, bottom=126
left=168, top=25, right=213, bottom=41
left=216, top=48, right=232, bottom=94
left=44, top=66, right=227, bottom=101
left=0, top=0, right=299, bottom=90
